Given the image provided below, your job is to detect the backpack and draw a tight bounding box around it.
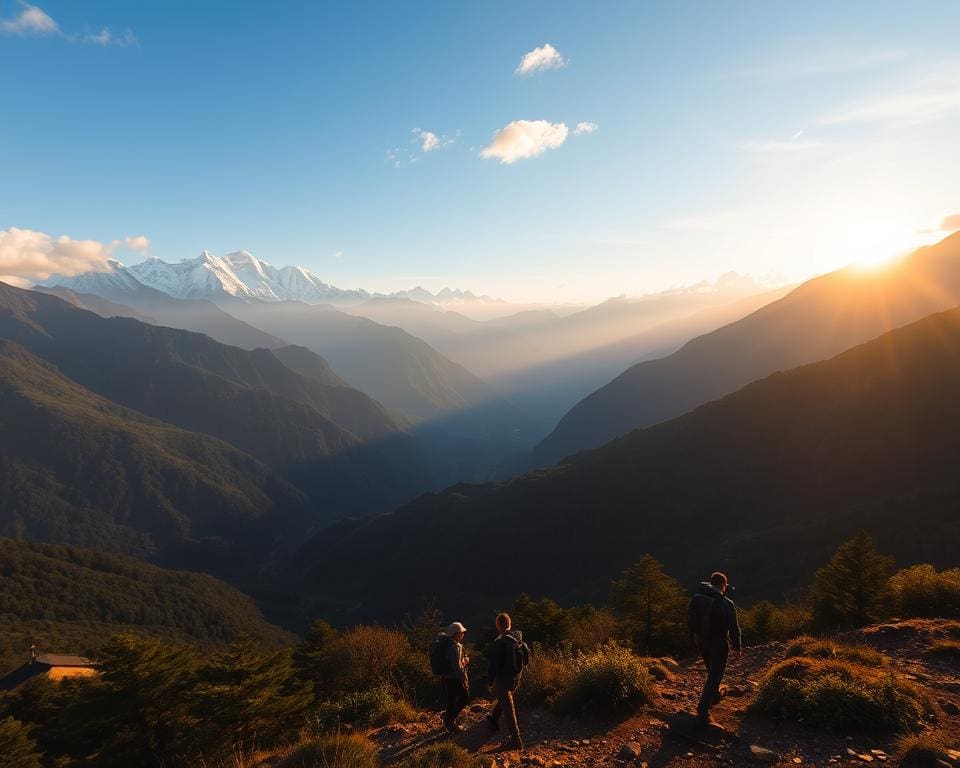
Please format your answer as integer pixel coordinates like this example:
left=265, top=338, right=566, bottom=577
left=429, top=634, right=454, bottom=676
left=691, top=593, right=723, bottom=640
left=506, top=636, right=531, bottom=675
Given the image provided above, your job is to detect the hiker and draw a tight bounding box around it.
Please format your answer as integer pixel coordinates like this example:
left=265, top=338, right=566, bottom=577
left=485, top=612, right=529, bottom=751
left=688, top=571, right=742, bottom=726
left=430, top=621, right=470, bottom=733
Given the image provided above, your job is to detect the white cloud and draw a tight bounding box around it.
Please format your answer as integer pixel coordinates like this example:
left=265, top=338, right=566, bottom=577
left=0, top=3, right=58, bottom=35
left=411, top=128, right=454, bottom=154
left=0, top=227, right=149, bottom=282
left=740, top=139, right=831, bottom=153
left=573, top=122, right=598, bottom=136
left=480, top=120, right=569, bottom=164
left=817, top=67, right=960, bottom=127
left=0, top=3, right=137, bottom=46
left=515, top=43, right=567, bottom=75
left=83, top=27, right=138, bottom=47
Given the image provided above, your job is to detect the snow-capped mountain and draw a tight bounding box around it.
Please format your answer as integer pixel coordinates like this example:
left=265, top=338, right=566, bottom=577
left=41, top=259, right=145, bottom=295
left=42, top=250, right=501, bottom=307
left=125, top=251, right=371, bottom=304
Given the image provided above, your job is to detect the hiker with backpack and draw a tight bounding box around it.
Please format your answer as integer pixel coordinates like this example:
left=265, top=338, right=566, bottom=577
left=687, top=571, right=742, bottom=727
left=430, top=621, right=471, bottom=733
left=485, top=612, right=530, bottom=751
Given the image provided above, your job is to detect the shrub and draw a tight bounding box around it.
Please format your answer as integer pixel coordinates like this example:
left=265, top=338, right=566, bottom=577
left=742, top=601, right=811, bottom=643
left=516, top=644, right=573, bottom=707
left=551, top=642, right=652, bottom=716
left=279, top=732, right=377, bottom=768
left=889, top=565, right=960, bottom=619
left=312, top=687, right=415, bottom=729
left=926, top=640, right=960, bottom=661
left=752, top=655, right=931, bottom=733
left=334, top=625, right=411, bottom=692
left=894, top=733, right=952, bottom=768
left=784, top=637, right=885, bottom=667
left=398, top=742, right=479, bottom=768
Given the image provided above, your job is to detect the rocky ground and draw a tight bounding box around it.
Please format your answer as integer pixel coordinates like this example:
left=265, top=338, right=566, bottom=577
left=370, top=620, right=960, bottom=768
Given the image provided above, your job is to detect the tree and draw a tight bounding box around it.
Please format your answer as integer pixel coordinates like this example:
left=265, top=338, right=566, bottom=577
left=811, top=532, right=894, bottom=629
left=610, top=554, right=688, bottom=655
left=294, top=619, right=341, bottom=696
left=192, top=635, right=312, bottom=759
left=511, top=593, right=574, bottom=649
left=0, top=717, right=42, bottom=768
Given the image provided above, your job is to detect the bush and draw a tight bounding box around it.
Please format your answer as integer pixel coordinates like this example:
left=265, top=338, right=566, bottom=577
left=752, top=655, right=931, bottom=733
left=895, top=733, right=952, bottom=768
left=398, top=742, right=479, bottom=768
left=741, top=601, right=811, bottom=643
left=312, top=687, right=415, bottom=729
left=783, top=637, right=885, bottom=667
left=890, top=565, right=960, bottom=619
left=516, top=644, right=574, bottom=707
left=334, top=625, right=411, bottom=692
left=551, top=642, right=652, bottom=716
left=279, top=732, right=377, bottom=768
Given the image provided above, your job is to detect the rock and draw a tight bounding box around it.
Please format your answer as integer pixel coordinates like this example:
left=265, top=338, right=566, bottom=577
left=857, top=755, right=874, bottom=762
left=523, top=757, right=546, bottom=767
left=581, top=739, right=590, bottom=745
left=793, top=759, right=802, bottom=764
left=750, top=745, right=779, bottom=763
left=618, top=742, right=643, bottom=760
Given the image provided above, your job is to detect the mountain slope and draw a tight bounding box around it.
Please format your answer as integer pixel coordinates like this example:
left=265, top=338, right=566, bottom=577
left=536, top=231, right=960, bottom=464
left=221, top=300, right=499, bottom=420
left=302, top=304, right=960, bottom=618
left=0, top=537, right=292, bottom=671
left=0, top=339, right=307, bottom=576
left=0, top=283, right=427, bottom=515
left=40, top=261, right=286, bottom=350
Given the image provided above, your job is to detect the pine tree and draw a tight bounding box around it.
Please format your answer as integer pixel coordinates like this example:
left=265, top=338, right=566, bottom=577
left=610, top=554, right=688, bottom=655
left=811, top=532, right=894, bottom=629
left=0, top=717, right=42, bottom=768
left=294, top=619, right=341, bottom=696
left=193, top=635, right=312, bottom=758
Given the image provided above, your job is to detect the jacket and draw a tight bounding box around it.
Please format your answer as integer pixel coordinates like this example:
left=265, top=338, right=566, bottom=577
left=688, top=582, right=742, bottom=651
left=443, top=637, right=468, bottom=683
left=487, top=629, right=524, bottom=687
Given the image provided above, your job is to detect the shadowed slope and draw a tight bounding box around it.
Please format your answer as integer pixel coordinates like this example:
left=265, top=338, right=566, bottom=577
left=302, top=304, right=960, bottom=618
left=536, top=231, right=960, bottom=465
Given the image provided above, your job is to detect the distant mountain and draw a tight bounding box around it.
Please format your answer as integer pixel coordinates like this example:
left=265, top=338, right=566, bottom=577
left=0, top=537, right=291, bottom=671
left=128, top=251, right=371, bottom=304
left=0, top=283, right=427, bottom=517
left=536, top=232, right=960, bottom=465
left=32, top=285, right=155, bottom=323
left=222, top=300, right=499, bottom=421
left=347, top=278, right=790, bottom=438
left=302, top=304, right=960, bottom=619
left=0, top=338, right=306, bottom=578
left=40, top=261, right=285, bottom=350
left=391, top=286, right=503, bottom=305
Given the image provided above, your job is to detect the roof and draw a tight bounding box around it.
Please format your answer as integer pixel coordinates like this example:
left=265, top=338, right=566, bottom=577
left=34, top=654, right=95, bottom=667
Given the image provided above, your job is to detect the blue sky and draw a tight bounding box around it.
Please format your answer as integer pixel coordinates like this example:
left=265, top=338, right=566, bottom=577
left=2, top=1, right=959, bottom=302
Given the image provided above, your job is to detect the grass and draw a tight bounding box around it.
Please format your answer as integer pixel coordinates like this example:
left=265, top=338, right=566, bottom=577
left=752, top=651, right=932, bottom=733
left=926, top=640, right=960, bottom=661
left=277, top=732, right=377, bottom=768
left=894, top=733, right=952, bottom=768
left=397, top=743, right=479, bottom=768
left=783, top=636, right=885, bottom=667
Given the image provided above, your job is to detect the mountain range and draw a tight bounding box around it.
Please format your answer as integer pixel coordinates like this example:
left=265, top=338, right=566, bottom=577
left=301, top=301, right=960, bottom=619
left=536, top=231, right=960, bottom=465
left=44, top=250, right=502, bottom=307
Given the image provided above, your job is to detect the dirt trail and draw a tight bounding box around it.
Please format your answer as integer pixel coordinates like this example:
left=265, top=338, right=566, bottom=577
left=371, top=620, right=960, bottom=767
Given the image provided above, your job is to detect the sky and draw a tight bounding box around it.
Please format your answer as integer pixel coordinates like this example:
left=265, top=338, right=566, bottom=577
left=2, top=0, right=959, bottom=303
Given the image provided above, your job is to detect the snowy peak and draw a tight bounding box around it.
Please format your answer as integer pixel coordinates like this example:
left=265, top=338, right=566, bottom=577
left=40, top=259, right=144, bottom=294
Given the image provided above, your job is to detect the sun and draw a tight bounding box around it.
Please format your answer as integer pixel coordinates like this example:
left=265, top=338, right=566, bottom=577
left=842, top=218, right=921, bottom=272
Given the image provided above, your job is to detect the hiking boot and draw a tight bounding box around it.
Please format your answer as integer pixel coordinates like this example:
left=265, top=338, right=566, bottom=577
left=695, top=712, right=719, bottom=728
left=506, top=735, right=524, bottom=751
left=485, top=714, right=500, bottom=733
left=445, top=722, right=466, bottom=734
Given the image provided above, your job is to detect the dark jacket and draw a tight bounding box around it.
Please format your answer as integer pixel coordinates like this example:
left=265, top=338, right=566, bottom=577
left=487, top=629, right=524, bottom=687
left=688, top=582, right=742, bottom=651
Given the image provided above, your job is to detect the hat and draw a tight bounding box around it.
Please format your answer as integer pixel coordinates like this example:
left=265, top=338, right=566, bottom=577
left=446, top=622, right=467, bottom=635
